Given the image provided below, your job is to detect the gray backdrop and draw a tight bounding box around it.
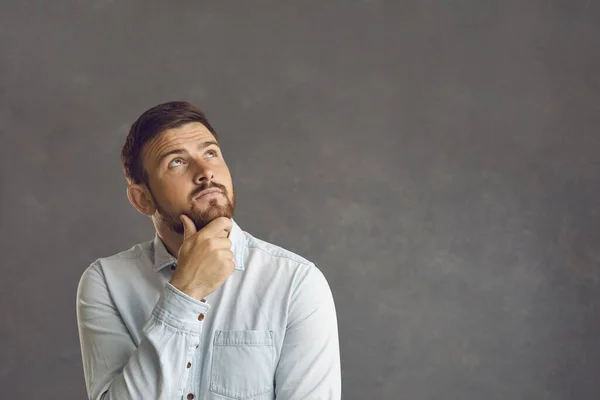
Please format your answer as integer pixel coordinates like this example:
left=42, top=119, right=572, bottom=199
left=1, top=1, right=599, bottom=399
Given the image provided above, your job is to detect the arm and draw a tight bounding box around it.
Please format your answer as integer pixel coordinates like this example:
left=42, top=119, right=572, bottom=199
left=274, top=263, right=342, bottom=399
left=76, top=262, right=208, bottom=400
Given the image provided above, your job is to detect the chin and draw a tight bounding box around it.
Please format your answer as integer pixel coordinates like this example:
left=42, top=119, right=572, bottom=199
left=191, top=200, right=234, bottom=223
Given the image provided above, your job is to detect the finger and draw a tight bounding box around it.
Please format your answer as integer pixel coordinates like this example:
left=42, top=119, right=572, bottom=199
left=214, top=229, right=229, bottom=238
left=199, top=217, right=233, bottom=238
left=211, top=237, right=232, bottom=249
left=217, top=248, right=235, bottom=260
left=180, top=214, right=197, bottom=239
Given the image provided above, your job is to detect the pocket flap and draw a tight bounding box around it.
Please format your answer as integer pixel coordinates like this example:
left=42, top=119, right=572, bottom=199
left=214, top=330, right=274, bottom=346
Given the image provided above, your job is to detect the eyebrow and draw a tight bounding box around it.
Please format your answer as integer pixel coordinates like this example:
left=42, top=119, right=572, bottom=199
left=157, top=140, right=220, bottom=164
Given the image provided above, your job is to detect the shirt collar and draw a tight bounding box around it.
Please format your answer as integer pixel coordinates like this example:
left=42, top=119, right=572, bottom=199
left=152, top=218, right=246, bottom=272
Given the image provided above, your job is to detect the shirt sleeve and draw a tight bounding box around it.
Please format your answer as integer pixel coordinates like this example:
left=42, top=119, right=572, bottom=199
left=274, top=263, right=342, bottom=399
left=76, top=262, right=209, bottom=400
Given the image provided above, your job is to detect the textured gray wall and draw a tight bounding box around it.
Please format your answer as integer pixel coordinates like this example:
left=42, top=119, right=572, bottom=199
left=1, top=1, right=599, bottom=399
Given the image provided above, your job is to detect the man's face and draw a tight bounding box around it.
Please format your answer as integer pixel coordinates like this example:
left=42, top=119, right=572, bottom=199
left=141, top=122, right=235, bottom=234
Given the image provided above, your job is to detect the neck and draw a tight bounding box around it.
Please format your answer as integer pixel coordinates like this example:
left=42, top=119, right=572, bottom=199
left=153, top=217, right=234, bottom=258
left=153, top=221, right=184, bottom=258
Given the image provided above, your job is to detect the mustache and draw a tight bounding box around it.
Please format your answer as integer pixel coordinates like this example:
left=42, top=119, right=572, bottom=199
left=190, top=182, right=227, bottom=199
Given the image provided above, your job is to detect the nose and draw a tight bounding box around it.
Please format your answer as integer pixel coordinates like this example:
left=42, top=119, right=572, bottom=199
left=192, top=160, right=215, bottom=184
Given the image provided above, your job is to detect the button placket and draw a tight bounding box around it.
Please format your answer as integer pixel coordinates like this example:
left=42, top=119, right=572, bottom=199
left=181, top=335, right=200, bottom=397
left=185, top=303, right=207, bottom=393
left=182, top=302, right=206, bottom=397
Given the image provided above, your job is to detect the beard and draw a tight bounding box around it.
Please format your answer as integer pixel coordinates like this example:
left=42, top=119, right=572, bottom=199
left=150, top=181, right=235, bottom=235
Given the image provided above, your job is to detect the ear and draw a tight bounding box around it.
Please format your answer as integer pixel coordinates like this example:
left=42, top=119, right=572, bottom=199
left=127, top=184, right=156, bottom=216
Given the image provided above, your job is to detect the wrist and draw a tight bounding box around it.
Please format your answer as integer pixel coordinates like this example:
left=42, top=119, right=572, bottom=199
left=169, top=279, right=207, bottom=301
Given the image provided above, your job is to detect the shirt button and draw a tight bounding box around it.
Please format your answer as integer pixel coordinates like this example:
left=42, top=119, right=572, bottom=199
left=198, top=313, right=205, bottom=321
left=201, top=298, right=206, bottom=303
left=186, top=362, right=192, bottom=368
left=187, top=394, right=195, bottom=400
left=170, top=265, right=176, bottom=271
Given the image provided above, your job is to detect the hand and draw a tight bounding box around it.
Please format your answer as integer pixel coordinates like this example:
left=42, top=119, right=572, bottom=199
left=169, top=215, right=235, bottom=301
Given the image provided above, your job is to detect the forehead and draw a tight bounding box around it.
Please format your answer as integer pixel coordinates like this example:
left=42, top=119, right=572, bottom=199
left=143, top=122, right=216, bottom=165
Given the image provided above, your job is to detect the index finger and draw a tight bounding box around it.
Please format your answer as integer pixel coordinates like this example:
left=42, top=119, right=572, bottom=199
left=198, top=216, right=232, bottom=238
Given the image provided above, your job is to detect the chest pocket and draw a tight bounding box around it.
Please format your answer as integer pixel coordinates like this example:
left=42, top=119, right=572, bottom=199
left=209, top=330, right=276, bottom=399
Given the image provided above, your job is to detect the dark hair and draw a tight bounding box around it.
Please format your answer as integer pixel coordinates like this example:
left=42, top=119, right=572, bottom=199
left=121, top=101, right=217, bottom=185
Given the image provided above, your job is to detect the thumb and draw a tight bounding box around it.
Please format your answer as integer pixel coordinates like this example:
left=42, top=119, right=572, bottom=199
left=179, top=214, right=197, bottom=239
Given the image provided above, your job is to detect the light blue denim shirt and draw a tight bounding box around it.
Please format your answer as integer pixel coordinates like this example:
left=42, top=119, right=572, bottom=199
left=76, top=219, right=341, bottom=400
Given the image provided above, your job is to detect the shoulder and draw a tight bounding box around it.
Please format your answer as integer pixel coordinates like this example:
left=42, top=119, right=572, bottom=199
left=82, top=239, right=153, bottom=277
left=243, top=230, right=313, bottom=267
left=240, top=230, right=330, bottom=290
left=77, top=239, right=155, bottom=299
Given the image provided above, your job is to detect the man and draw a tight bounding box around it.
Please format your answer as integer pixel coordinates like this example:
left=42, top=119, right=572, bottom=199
left=76, top=101, right=341, bottom=400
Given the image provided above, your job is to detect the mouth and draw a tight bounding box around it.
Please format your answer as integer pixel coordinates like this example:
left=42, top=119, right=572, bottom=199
left=193, top=188, right=223, bottom=201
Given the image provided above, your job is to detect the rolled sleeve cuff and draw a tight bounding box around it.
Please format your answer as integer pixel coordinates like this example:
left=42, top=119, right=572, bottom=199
left=151, top=282, right=211, bottom=334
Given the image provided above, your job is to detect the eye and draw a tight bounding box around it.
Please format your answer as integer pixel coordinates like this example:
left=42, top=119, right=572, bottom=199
left=168, top=158, right=184, bottom=168
left=205, top=149, right=219, bottom=158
